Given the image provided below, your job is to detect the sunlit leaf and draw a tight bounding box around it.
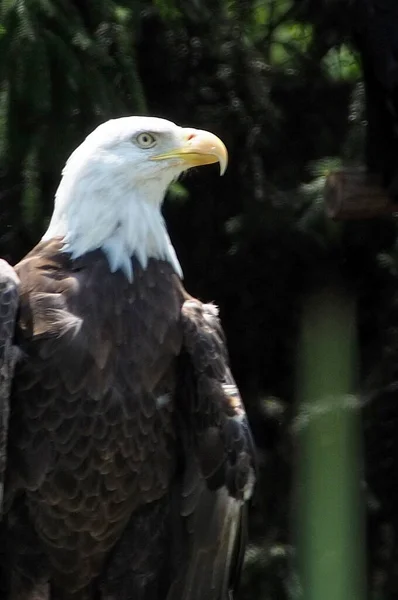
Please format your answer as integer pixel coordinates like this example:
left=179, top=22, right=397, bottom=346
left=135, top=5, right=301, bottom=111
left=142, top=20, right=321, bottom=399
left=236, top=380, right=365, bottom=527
left=322, top=44, right=360, bottom=81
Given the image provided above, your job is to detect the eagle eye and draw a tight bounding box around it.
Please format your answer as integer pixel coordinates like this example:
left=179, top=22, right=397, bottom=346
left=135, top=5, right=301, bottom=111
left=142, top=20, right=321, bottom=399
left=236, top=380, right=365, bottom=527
left=135, top=132, right=157, bottom=149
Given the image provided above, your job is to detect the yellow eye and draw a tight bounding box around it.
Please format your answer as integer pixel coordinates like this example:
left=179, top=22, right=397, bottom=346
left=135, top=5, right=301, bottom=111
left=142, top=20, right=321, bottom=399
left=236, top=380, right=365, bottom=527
left=135, top=132, right=157, bottom=148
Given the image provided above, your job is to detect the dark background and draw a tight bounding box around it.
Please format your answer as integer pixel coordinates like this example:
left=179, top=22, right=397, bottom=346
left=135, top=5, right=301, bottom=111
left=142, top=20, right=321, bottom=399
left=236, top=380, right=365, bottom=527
left=2, top=1, right=398, bottom=597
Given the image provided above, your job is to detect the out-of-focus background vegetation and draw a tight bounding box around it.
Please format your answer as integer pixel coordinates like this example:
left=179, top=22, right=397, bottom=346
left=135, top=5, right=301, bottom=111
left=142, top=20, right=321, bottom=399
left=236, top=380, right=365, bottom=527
left=2, top=0, right=398, bottom=598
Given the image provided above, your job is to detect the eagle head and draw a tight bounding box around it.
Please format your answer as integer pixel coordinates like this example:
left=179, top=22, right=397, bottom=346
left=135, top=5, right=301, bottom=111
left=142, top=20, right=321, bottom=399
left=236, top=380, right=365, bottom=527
left=43, top=116, right=228, bottom=281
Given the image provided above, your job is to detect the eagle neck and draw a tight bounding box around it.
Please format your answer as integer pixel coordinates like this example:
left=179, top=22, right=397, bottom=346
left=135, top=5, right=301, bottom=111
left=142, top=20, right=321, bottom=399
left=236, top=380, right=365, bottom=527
left=42, top=175, right=183, bottom=282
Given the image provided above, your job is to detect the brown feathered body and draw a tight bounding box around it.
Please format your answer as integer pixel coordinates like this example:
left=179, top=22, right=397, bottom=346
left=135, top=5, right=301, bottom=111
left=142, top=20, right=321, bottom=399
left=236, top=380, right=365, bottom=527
left=0, top=238, right=254, bottom=600
left=4, top=239, right=184, bottom=597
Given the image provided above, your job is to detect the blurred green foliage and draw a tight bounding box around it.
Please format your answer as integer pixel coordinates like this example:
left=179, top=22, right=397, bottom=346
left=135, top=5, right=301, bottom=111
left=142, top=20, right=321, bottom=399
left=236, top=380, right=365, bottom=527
left=1, top=1, right=398, bottom=598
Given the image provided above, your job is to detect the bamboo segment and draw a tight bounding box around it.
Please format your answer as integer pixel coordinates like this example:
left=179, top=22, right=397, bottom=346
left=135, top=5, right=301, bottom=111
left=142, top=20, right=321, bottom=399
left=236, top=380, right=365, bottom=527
left=295, top=284, right=365, bottom=600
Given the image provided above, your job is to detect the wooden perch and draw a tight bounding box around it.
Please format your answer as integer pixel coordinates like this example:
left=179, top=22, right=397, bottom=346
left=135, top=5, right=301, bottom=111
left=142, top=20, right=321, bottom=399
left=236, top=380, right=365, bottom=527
left=324, top=168, right=397, bottom=220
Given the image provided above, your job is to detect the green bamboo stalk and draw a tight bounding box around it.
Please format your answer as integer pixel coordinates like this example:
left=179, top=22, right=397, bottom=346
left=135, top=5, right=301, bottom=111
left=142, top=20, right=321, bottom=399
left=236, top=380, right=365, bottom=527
left=295, top=283, right=365, bottom=600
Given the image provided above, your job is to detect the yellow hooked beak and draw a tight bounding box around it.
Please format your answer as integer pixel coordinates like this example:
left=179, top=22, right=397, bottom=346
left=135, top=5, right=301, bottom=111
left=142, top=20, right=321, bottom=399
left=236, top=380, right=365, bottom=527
left=150, top=128, right=228, bottom=175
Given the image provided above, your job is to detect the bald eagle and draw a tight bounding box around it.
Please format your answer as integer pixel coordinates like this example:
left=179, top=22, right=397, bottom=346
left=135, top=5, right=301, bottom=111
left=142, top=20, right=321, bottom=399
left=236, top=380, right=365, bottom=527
left=0, top=117, right=255, bottom=600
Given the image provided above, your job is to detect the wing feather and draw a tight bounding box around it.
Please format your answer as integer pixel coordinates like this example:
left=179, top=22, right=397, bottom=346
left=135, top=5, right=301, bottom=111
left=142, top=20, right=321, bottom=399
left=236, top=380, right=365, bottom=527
left=0, top=259, right=20, bottom=514
left=172, top=298, right=256, bottom=600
